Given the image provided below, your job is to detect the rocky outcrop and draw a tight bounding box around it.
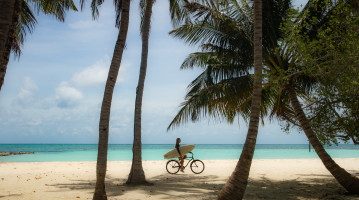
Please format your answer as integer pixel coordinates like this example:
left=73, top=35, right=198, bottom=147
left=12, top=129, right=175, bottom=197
left=0, top=152, right=34, bottom=156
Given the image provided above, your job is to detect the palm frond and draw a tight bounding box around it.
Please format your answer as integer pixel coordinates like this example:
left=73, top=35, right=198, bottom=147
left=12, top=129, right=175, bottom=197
left=168, top=0, right=341, bottom=132
left=13, top=0, right=77, bottom=57
left=168, top=75, right=254, bottom=130
left=28, top=0, right=78, bottom=21
left=12, top=1, right=37, bottom=57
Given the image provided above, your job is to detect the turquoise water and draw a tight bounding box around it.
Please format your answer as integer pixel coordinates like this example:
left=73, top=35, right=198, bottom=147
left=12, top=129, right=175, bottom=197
left=0, top=144, right=358, bottom=162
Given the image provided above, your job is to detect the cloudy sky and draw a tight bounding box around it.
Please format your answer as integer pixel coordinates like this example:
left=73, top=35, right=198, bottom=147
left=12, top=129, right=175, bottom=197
left=0, top=0, right=310, bottom=144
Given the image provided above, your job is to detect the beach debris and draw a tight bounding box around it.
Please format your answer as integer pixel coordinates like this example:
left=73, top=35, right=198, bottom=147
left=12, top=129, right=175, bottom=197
left=1, top=178, right=4, bottom=181
left=76, top=196, right=80, bottom=198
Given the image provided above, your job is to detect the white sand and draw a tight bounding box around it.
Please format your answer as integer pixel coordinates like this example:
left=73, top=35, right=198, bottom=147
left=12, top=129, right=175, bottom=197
left=1, top=158, right=359, bottom=200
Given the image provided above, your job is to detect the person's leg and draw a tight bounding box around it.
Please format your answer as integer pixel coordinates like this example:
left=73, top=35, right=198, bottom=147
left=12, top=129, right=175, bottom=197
left=179, top=156, right=184, bottom=172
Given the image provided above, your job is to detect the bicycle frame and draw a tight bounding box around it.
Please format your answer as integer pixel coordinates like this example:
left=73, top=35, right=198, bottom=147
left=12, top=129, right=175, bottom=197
left=180, top=152, right=195, bottom=168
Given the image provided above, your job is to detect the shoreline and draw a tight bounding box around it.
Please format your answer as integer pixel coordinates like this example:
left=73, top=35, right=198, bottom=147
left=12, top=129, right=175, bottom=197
left=1, top=157, right=359, bottom=163
left=1, top=158, right=359, bottom=199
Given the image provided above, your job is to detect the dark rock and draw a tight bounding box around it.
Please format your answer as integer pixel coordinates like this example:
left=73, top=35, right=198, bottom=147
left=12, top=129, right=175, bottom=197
left=0, top=152, right=34, bottom=156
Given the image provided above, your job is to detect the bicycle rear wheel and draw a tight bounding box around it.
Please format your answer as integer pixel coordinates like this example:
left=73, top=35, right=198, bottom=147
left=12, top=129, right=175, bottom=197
left=166, top=160, right=180, bottom=174
left=190, top=160, right=205, bottom=174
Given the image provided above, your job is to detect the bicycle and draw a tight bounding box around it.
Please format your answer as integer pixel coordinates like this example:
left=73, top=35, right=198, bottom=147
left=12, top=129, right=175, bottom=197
left=166, top=152, right=205, bottom=174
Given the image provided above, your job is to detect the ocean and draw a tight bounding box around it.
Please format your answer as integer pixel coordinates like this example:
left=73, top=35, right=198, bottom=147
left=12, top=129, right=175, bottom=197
left=0, top=144, right=358, bottom=162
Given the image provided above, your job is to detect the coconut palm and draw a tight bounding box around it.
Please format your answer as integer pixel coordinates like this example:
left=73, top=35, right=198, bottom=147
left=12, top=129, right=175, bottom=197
left=0, top=0, right=18, bottom=91
left=217, top=0, right=262, bottom=198
left=126, top=0, right=155, bottom=185
left=79, top=0, right=131, bottom=199
left=126, top=0, right=202, bottom=185
left=0, top=0, right=17, bottom=65
left=0, top=0, right=77, bottom=91
left=168, top=0, right=359, bottom=195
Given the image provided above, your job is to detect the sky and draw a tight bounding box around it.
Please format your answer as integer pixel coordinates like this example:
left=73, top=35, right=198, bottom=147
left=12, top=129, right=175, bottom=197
left=0, top=0, right=311, bottom=144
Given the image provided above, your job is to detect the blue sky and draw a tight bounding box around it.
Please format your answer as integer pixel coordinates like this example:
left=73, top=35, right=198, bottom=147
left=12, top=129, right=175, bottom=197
left=0, top=0, right=310, bottom=144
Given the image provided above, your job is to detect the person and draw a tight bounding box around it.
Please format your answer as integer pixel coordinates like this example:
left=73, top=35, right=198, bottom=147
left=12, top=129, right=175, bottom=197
left=175, top=138, right=186, bottom=172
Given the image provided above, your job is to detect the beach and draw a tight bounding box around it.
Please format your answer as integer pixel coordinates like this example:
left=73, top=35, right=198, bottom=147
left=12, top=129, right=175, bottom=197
left=1, top=158, right=359, bottom=200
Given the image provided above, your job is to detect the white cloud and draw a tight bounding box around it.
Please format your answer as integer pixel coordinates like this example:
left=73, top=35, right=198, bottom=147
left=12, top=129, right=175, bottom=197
left=17, top=77, right=38, bottom=99
left=71, top=56, right=129, bottom=87
left=14, top=77, right=39, bottom=107
left=55, top=82, right=83, bottom=108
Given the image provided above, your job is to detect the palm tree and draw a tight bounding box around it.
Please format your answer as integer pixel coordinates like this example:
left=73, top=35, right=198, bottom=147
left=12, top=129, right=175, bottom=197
left=168, top=0, right=359, bottom=195
left=80, top=0, right=131, bottom=199
left=126, top=0, right=155, bottom=185
left=126, top=0, right=198, bottom=185
left=0, top=0, right=77, bottom=91
left=285, top=82, right=359, bottom=193
left=0, top=0, right=19, bottom=91
left=217, top=0, right=262, bottom=198
left=0, top=0, right=17, bottom=68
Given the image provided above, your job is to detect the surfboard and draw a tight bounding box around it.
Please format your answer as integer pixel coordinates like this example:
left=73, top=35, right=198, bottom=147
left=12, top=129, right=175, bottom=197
left=163, top=144, right=195, bottom=159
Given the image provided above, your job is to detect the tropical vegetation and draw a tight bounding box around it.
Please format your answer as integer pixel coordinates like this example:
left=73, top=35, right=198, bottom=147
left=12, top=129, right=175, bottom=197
left=126, top=0, right=155, bottom=185
left=167, top=0, right=359, bottom=196
left=3, top=0, right=359, bottom=199
left=79, top=0, right=131, bottom=199
left=0, top=0, right=77, bottom=91
left=281, top=0, right=359, bottom=145
left=127, top=0, right=211, bottom=185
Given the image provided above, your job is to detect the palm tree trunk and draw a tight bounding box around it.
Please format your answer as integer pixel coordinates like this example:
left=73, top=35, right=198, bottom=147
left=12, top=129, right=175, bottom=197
left=217, top=0, right=262, bottom=199
left=0, top=0, right=15, bottom=53
left=0, top=0, right=21, bottom=91
left=93, top=1, right=130, bottom=199
left=286, top=83, right=359, bottom=194
left=126, top=0, right=154, bottom=185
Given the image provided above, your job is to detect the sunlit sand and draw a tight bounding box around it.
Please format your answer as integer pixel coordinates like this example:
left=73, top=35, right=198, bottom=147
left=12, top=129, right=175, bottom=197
left=1, top=158, right=359, bottom=199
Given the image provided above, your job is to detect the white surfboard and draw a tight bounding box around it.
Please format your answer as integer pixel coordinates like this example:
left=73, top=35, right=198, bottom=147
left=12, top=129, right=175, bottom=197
left=163, top=144, right=195, bottom=159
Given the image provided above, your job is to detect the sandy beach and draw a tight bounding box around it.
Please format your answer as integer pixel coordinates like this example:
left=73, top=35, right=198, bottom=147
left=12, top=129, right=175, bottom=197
left=1, top=158, right=359, bottom=200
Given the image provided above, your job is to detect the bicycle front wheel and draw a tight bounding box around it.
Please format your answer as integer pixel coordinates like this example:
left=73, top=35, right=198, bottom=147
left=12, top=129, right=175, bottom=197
left=190, top=160, right=205, bottom=174
left=166, top=160, right=180, bottom=174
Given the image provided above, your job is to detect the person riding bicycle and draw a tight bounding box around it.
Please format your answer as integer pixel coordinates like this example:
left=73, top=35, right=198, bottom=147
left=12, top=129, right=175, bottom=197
left=175, top=138, right=187, bottom=172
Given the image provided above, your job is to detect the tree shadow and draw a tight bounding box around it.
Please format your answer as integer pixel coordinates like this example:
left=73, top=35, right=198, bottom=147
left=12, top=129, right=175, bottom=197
left=243, top=176, right=359, bottom=200
left=0, top=194, right=22, bottom=198
left=46, top=173, right=220, bottom=199
left=46, top=172, right=359, bottom=200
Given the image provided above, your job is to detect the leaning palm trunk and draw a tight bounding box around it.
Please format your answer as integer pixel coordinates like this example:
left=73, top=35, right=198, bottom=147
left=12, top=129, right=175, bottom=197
left=286, top=83, right=359, bottom=194
left=126, top=0, right=154, bottom=185
left=0, top=0, right=21, bottom=91
left=217, top=0, right=262, bottom=199
left=93, top=1, right=130, bottom=199
left=0, top=0, right=15, bottom=55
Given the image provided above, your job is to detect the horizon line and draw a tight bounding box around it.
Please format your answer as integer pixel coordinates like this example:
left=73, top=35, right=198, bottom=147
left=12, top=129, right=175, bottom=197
left=0, top=143, right=323, bottom=145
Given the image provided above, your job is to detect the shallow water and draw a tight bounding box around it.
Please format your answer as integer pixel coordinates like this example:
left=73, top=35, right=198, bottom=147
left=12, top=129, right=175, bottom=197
left=0, top=144, right=358, bottom=162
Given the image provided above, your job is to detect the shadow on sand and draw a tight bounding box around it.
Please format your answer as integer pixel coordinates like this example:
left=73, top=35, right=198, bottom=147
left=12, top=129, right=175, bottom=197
left=44, top=171, right=359, bottom=200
